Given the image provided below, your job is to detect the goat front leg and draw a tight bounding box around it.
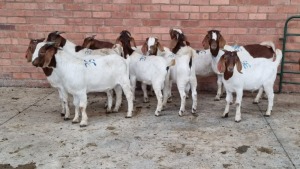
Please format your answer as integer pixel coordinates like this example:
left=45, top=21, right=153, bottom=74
left=215, top=75, right=223, bottom=101
left=58, top=88, right=70, bottom=120
left=141, top=83, right=149, bottom=103
left=72, top=96, right=80, bottom=123
left=234, top=90, right=243, bottom=122
left=153, top=85, right=163, bottom=116
left=222, top=91, right=233, bottom=118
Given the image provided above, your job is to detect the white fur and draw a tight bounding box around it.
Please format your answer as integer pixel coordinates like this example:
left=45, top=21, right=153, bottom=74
left=221, top=49, right=282, bottom=122
left=32, top=42, right=134, bottom=126
left=212, top=32, right=217, bottom=40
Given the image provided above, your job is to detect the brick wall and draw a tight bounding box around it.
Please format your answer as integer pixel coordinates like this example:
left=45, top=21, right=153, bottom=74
left=0, top=0, right=299, bottom=92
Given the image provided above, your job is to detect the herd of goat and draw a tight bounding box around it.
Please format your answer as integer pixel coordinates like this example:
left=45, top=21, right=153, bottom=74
left=25, top=28, right=282, bottom=127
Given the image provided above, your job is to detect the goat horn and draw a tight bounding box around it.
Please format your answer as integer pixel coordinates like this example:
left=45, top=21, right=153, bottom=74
left=56, top=31, right=65, bottom=35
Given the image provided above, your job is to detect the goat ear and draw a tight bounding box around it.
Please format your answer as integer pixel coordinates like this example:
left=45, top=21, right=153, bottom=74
left=202, top=34, right=210, bottom=49
left=217, top=55, right=226, bottom=73
left=235, top=56, right=243, bottom=74
left=115, top=37, right=121, bottom=45
left=185, top=40, right=190, bottom=46
left=91, top=35, right=96, bottom=39
left=141, top=42, right=148, bottom=55
left=130, top=37, right=137, bottom=48
left=219, top=34, right=226, bottom=48
left=157, top=42, right=165, bottom=52
left=170, top=38, right=177, bottom=50
left=43, top=48, right=55, bottom=68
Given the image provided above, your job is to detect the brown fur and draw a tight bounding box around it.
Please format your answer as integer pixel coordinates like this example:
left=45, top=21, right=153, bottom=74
left=243, top=44, right=274, bottom=59
left=202, top=30, right=226, bottom=50
left=25, top=38, right=45, bottom=62
left=81, top=35, right=114, bottom=50
left=169, top=28, right=190, bottom=54
left=32, top=44, right=57, bottom=69
left=218, top=51, right=242, bottom=80
left=141, top=37, right=164, bottom=55
left=115, top=30, right=136, bottom=58
left=46, top=31, right=66, bottom=48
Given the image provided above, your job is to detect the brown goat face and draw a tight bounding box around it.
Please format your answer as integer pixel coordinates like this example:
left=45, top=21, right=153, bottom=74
left=202, top=30, right=226, bottom=51
left=32, top=44, right=57, bottom=68
left=82, top=35, right=96, bottom=48
left=116, top=30, right=136, bottom=48
left=142, top=37, right=164, bottom=55
left=218, top=51, right=242, bottom=74
left=25, top=38, right=45, bottom=62
left=46, top=31, right=65, bottom=47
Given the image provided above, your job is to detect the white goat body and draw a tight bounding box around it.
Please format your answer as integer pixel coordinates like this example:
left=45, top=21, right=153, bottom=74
left=220, top=49, right=282, bottom=122
left=32, top=42, right=133, bottom=127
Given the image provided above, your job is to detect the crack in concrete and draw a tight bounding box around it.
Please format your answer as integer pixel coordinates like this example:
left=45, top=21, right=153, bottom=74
left=0, top=90, right=55, bottom=127
left=256, top=104, right=296, bottom=169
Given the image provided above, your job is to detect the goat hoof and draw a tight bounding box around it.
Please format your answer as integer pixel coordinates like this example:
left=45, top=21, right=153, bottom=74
left=264, top=114, right=270, bottom=117
left=230, top=102, right=234, bottom=105
left=214, top=98, right=220, bottom=101
left=60, top=113, right=65, bottom=117
left=222, top=113, right=229, bottom=118
left=235, top=119, right=241, bottom=123
left=125, top=115, right=132, bottom=118
left=178, top=111, right=184, bottom=117
left=192, top=113, right=198, bottom=117
left=252, top=101, right=259, bottom=104
left=72, top=121, right=79, bottom=124
left=80, top=124, right=87, bottom=127
left=64, top=117, right=70, bottom=121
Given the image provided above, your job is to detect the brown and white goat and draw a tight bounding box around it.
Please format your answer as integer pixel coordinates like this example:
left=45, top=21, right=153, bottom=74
left=202, top=30, right=276, bottom=103
left=81, top=35, right=114, bottom=49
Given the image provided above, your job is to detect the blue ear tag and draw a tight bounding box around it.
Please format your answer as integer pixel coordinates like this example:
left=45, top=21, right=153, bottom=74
left=84, top=59, right=96, bottom=67
left=242, top=61, right=251, bottom=69
left=140, top=55, right=146, bottom=61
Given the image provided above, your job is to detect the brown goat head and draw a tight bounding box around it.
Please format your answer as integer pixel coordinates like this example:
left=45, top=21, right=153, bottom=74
left=141, top=37, right=164, bottom=55
left=202, top=30, right=226, bottom=57
left=32, top=43, right=57, bottom=68
left=25, top=38, right=45, bottom=62
left=46, top=31, right=66, bottom=48
left=218, top=51, right=242, bottom=80
left=115, top=30, right=136, bottom=58
left=169, top=28, right=190, bottom=54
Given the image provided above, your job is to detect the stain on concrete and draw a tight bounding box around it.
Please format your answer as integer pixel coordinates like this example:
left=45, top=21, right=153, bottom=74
left=223, top=164, right=232, bottom=168
left=9, top=145, right=33, bottom=154
left=257, top=147, right=273, bottom=154
left=235, top=145, right=250, bottom=154
left=221, top=151, right=227, bottom=154
left=106, top=126, right=115, bottom=130
left=0, top=162, right=36, bottom=169
left=168, top=143, right=185, bottom=153
left=86, top=143, right=97, bottom=147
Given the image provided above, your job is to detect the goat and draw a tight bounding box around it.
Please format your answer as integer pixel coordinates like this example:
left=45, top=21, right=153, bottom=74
left=217, top=50, right=282, bottom=122
left=81, top=35, right=114, bottom=49
left=32, top=42, right=134, bottom=127
left=116, top=30, right=174, bottom=116
left=162, top=28, right=197, bottom=116
left=25, top=38, right=71, bottom=120
left=202, top=30, right=276, bottom=103
left=46, top=31, right=124, bottom=113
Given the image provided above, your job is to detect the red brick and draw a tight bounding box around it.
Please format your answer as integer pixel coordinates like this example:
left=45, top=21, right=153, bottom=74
left=199, top=6, right=218, bottom=12
left=84, top=19, right=104, bottom=26
left=151, top=27, right=169, bottom=34
left=13, top=73, right=31, bottom=79
left=113, top=0, right=131, bottom=3
left=112, top=12, right=132, bottom=18
left=105, top=19, right=123, bottom=26
left=160, top=20, right=180, bottom=27
left=180, top=5, right=199, bottom=12
left=132, top=0, right=152, bottom=3
left=210, top=0, right=229, bottom=5
left=258, top=6, right=277, bottom=13
left=45, top=18, right=65, bottom=25
left=277, top=6, right=298, bottom=13
left=249, top=13, right=267, bottom=20
left=132, top=12, right=150, bottom=19
left=291, top=0, right=300, bottom=4
left=151, top=13, right=170, bottom=19
left=74, top=11, right=92, bottom=18
left=66, top=18, right=84, bottom=25
left=248, top=0, right=270, bottom=5
left=152, top=0, right=170, bottom=3
left=219, top=6, right=238, bottom=13
left=0, top=38, right=12, bottom=45
left=271, top=0, right=290, bottom=5
left=171, top=13, right=189, bottom=20
left=239, top=6, right=257, bottom=13
left=210, top=13, right=229, bottom=20
left=93, top=12, right=111, bottom=18
left=0, top=59, right=11, bottom=65
left=123, top=19, right=142, bottom=26
left=74, top=26, right=93, bottom=33
left=190, top=0, right=209, bottom=5
left=268, top=14, right=288, bottom=20
left=34, top=11, right=53, bottom=17
left=190, top=13, right=209, bottom=20
left=44, top=3, right=64, bottom=10
left=181, top=20, right=199, bottom=27
left=7, top=17, right=26, bottom=23
left=161, top=5, right=179, bottom=12
left=102, top=4, right=120, bottom=11
left=142, top=5, right=160, bottom=11
left=64, top=4, right=84, bottom=10
left=142, top=20, right=161, bottom=26
left=31, top=73, right=46, bottom=80
left=171, top=0, right=190, bottom=4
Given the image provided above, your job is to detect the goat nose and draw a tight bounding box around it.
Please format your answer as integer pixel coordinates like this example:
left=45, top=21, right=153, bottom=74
left=228, top=67, right=234, bottom=72
left=32, top=59, right=39, bottom=67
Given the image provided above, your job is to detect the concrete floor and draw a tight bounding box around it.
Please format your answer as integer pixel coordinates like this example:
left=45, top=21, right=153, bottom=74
left=0, top=87, right=299, bottom=169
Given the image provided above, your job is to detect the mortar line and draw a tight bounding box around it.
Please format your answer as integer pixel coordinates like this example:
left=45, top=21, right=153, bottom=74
left=256, top=104, right=296, bottom=169
left=0, top=90, right=55, bottom=127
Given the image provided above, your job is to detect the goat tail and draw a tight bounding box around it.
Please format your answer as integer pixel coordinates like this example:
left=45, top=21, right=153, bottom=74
left=166, top=59, right=176, bottom=71
left=274, top=49, right=283, bottom=66
left=260, top=41, right=276, bottom=53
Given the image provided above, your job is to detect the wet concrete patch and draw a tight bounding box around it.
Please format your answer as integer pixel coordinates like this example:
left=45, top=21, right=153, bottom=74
left=257, top=147, right=273, bottom=154
left=0, top=162, right=36, bottom=169
left=235, top=145, right=250, bottom=154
